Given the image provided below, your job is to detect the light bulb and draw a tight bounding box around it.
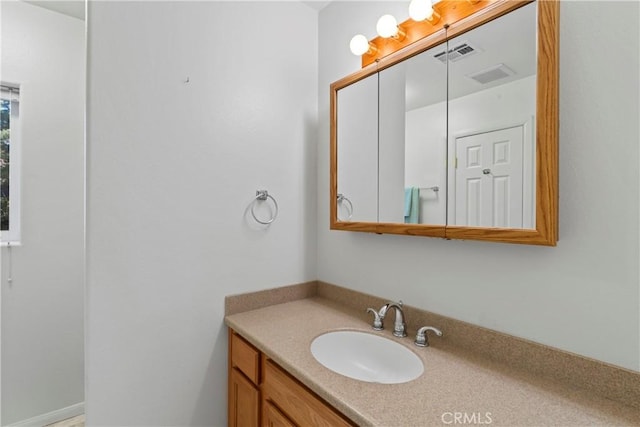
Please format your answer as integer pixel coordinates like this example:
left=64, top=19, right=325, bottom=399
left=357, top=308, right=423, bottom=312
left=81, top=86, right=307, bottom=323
left=376, top=14, right=399, bottom=38
left=409, top=0, right=434, bottom=21
left=350, top=34, right=370, bottom=56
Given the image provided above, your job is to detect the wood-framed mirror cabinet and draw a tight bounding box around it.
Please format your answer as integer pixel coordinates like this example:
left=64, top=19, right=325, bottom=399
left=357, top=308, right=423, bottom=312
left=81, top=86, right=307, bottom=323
left=330, top=0, right=558, bottom=246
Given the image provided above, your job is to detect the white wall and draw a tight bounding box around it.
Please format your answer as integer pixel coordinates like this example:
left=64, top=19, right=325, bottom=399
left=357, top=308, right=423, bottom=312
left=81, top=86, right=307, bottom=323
left=318, top=1, right=640, bottom=371
left=86, top=1, right=317, bottom=425
left=378, top=63, right=407, bottom=223
left=1, top=1, right=85, bottom=424
left=337, top=74, right=378, bottom=222
left=405, top=101, right=447, bottom=224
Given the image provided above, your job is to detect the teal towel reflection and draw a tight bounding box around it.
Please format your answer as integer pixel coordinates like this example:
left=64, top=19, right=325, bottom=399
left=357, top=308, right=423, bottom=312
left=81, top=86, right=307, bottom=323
left=404, top=187, right=420, bottom=224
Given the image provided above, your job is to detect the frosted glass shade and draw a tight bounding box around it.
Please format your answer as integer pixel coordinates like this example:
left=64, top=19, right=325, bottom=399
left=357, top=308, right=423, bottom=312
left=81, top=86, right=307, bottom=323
left=350, top=34, right=370, bottom=56
left=409, top=0, right=435, bottom=21
left=376, top=14, right=399, bottom=38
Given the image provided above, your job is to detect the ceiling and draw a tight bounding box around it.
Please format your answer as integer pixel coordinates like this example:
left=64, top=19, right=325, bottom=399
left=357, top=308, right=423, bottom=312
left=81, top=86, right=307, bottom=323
left=301, top=1, right=332, bottom=11
left=24, top=0, right=330, bottom=20
left=21, top=0, right=533, bottom=110
left=23, top=0, right=85, bottom=20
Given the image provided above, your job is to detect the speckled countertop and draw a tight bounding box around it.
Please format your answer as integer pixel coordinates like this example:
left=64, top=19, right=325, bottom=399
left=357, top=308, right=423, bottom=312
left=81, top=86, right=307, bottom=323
left=225, top=297, right=640, bottom=426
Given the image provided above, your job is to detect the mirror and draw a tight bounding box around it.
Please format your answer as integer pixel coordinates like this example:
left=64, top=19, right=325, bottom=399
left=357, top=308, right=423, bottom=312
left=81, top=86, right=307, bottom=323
left=447, top=4, right=537, bottom=228
left=336, top=72, right=379, bottom=223
left=330, top=0, right=558, bottom=245
left=379, top=41, right=448, bottom=225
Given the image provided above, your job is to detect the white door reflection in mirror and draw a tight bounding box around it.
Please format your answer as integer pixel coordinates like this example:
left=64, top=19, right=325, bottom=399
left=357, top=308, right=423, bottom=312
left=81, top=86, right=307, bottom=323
left=455, top=126, right=530, bottom=228
left=447, top=2, right=537, bottom=228
left=336, top=73, right=379, bottom=222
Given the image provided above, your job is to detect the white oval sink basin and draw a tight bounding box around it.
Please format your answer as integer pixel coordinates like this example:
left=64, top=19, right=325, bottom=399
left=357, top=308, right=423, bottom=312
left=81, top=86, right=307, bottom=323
left=310, top=330, right=424, bottom=384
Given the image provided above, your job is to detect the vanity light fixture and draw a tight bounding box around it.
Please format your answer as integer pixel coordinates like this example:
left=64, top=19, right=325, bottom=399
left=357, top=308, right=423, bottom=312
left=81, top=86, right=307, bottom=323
left=348, top=0, right=490, bottom=64
left=409, top=0, right=440, bottom=24
left=376, top=14, right=406, bottom=40
left=350, top=34, right=378, bottom=56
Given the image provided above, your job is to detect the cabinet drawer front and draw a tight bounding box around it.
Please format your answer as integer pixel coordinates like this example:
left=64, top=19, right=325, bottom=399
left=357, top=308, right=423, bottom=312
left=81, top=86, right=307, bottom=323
left=231, top=333, right=260, bottom=384
left=263, top=360, right=353, bottom=427
left=263, top=401, right=296, bottom=427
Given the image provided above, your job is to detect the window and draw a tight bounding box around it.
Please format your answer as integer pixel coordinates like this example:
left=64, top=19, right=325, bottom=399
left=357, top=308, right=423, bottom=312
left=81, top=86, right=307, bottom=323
left=1, top=83, right=21, bottom=243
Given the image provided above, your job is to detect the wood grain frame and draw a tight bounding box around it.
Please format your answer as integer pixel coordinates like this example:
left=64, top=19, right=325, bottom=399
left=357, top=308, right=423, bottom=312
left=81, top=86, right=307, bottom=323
left=329, top=0, right=559, bottom=245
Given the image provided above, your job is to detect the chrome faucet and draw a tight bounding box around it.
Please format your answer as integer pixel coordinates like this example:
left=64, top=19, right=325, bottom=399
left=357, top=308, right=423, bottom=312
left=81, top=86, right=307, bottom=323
left=367, top=301, right=407, bottom=337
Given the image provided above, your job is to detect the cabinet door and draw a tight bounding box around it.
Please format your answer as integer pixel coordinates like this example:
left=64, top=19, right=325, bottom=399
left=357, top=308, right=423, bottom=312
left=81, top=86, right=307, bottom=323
left=263, top=401, right=296, bottom=427
left=229, top=367, right=259, bottom=427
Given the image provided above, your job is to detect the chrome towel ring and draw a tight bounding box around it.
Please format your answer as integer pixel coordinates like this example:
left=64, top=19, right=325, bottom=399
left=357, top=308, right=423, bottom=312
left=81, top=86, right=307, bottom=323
left=251, top=190, right=279, bottom=225
left=337, top=193, right=353, bottom=221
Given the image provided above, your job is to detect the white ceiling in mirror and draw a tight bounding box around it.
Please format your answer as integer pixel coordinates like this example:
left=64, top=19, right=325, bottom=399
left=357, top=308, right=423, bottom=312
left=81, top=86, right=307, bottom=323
left=405, top=2, right=536, bottom=111
left=301, top=1, right=332, bottom=11
left=23, top=0, right=85, bottom=20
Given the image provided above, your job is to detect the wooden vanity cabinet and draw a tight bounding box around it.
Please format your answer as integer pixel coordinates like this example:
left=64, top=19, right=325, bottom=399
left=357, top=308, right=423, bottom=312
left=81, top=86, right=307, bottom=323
left=228, top=328, right=355, bottom=427
left=229, top=367, right=260, bottom=426
left=262, top=358, right=353, bottom=427
left=229, top=332, right=260, bottom=427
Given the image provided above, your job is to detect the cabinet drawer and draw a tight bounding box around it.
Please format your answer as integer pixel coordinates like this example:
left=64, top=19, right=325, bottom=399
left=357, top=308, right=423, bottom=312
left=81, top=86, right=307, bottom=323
left=263, top=359, right=354, bottom=427
left=262, top=400, right=295, bottom=427
left=231, top=332, right=260, bottom=385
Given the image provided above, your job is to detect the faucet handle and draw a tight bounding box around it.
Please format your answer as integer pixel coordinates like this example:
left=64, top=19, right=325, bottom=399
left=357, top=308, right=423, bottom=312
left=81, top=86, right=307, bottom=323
left=366, top=308, right=383, bottom=330
left=415, top=326, right=443, bottom=347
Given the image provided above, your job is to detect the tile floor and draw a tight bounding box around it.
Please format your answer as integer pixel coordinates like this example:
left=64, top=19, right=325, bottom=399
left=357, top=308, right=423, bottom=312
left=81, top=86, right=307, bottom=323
left=45, top=415, right=84, bottom=427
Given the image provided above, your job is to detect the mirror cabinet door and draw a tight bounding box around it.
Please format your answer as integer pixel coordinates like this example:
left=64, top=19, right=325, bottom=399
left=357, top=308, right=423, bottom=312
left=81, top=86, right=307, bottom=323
left=331, top=0, right=557, bottom=244
left=378, top=42, right=448, bottom=225
left=336, top=72, right=379, bottom=222
left=447, top=2, right=538, bottom=229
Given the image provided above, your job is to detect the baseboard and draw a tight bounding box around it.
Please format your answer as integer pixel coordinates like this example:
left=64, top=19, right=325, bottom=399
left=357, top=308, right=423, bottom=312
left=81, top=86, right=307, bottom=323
left=8, top=402, right=84, bottom=427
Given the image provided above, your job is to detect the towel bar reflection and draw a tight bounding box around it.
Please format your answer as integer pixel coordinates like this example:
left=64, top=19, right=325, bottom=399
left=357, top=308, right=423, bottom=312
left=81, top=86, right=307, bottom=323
left=337, top=193, right=353, bottom=220
left=251, top=190, right=279, bottom=225
left=420, top=186, right=439, bottom=193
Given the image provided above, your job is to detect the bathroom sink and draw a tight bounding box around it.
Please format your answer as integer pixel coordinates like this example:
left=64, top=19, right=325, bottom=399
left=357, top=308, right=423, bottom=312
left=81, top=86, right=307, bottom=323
left=310, top=330, right=424, bottom=384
